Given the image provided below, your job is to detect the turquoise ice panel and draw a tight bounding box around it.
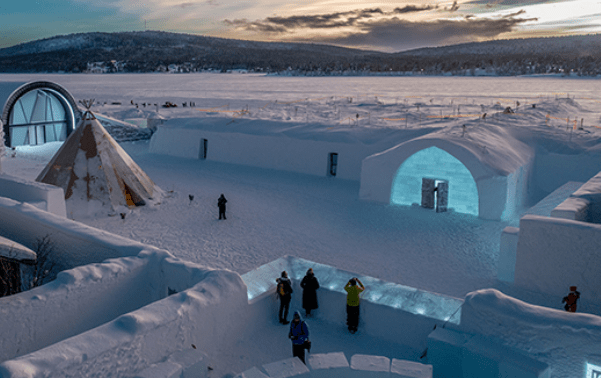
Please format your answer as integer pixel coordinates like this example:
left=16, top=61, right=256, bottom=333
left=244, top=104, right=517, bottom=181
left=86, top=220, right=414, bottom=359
left=391, top=146, right=479, bottom=216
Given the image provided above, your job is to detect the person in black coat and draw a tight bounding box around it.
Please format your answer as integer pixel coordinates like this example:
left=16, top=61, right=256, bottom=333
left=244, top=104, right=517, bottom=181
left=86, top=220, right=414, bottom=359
left=300, top=268, right=320, bottom=317
left=217, top=194, right=227, bottom=220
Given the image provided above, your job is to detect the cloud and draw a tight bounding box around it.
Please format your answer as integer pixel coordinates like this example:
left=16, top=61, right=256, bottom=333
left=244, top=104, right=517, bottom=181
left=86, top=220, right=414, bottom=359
left=469, top=0, right=556, bottom=6
left=223, top=6, right=435, bottom=33
left=301, top=14, right=538, bottom=51
left=222, top=3, right=537, bottom=51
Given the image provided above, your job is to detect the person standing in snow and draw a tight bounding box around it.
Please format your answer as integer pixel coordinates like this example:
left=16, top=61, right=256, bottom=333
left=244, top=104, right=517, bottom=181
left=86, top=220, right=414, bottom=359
left=288, top=311, right=310, bottom=364
left=276, top=271, right=293, bottom=324
left=344, top=277, right=365, bottom=333
left=217, top=194, right=227, bottom=220
left=562, top=286, right=580, bottom=312
left=300, top=268, right=320, bottom=317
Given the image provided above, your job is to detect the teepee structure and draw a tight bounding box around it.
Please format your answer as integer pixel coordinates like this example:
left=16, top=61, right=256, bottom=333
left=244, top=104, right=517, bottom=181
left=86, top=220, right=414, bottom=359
left=36, top=110, right=158, bottom=216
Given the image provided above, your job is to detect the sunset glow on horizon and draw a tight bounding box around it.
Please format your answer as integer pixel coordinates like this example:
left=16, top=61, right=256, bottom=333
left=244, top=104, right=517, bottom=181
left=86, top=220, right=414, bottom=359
left=1, top=0, right=600, bottom=52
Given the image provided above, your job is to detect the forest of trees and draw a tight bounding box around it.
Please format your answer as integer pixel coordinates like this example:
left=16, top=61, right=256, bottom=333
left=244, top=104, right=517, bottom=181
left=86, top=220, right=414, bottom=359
left=1, top=31, right=600, bottom=77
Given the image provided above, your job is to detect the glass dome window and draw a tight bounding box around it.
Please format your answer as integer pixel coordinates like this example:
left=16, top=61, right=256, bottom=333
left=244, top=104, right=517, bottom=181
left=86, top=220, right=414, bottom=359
left=8, top=89, right=69, bottom=146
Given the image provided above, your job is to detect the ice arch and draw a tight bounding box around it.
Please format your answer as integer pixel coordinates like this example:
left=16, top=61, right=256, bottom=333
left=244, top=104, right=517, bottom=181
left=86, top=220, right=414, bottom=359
left=391, top=146, right=479, bottom=216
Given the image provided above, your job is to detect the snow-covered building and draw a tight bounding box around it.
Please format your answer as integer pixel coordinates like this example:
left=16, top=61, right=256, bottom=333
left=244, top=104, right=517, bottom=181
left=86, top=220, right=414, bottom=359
left=1, top=81, right=81, bottom=147
left=360, top=126, right=534, bottom=220
left=150, top=118, right=533, bottom=220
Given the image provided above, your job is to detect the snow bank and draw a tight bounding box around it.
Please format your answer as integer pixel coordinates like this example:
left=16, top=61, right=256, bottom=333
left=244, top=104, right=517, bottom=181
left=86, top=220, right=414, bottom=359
left=0, top=249, right=247, bottom=377
left=514, top=214, right=601, bottom=305
left=0, top=173, right=66, bottom=217
left=242, top=256, right=462, bottom=349
left=0, top=196, right=147, bottom=272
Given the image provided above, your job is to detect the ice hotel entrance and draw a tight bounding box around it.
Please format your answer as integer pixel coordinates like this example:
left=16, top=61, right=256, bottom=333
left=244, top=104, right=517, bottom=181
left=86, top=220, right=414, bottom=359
left=359, top=136, right=534, bottom=221
left=391, top=147, right=479, bottom=216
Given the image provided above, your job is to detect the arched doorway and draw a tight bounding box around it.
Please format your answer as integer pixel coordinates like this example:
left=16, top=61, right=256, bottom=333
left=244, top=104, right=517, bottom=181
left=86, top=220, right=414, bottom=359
left=391, top=146, right=479, bottom=216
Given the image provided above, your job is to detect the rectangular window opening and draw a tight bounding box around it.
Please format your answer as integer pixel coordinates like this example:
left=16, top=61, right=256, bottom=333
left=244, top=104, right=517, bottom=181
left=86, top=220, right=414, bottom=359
left=328, top=153, right=338, bottom=177
left=199, top=138, right=208, bottom=160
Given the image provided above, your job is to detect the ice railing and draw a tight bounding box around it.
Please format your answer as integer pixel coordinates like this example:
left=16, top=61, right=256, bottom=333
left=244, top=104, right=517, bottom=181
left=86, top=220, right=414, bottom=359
left=241, top=255, right=462, bottom=324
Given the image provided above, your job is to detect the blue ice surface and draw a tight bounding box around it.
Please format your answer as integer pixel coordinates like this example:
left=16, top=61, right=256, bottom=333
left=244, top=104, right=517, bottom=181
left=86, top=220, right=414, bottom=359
left=241, top=256, right=463, bottom=325
left=391, top=146, right=479, bottom=216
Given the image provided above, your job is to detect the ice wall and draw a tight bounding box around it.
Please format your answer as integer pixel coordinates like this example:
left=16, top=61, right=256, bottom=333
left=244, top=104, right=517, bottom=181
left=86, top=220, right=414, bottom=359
left=242, top=256, right=462, bottom=348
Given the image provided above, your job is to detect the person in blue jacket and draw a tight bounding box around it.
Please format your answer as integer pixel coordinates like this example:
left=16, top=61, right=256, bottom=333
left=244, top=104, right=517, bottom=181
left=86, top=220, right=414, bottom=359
left=288, top=311, right=310, bottom=364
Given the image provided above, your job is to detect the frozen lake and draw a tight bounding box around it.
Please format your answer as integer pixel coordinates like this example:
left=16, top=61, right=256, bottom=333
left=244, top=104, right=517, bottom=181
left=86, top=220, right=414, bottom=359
left=2, top=73, right=601, bottom=104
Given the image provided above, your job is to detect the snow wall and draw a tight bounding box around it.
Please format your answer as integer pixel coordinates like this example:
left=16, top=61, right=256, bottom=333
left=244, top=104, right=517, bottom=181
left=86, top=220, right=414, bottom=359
left=148, top=118, right=427, bottom=181
left=0, top=202, right=247, bottom=377
left=551, top=170, right=601, bottom=223
left=0, top=253, right=246, bottom=378
left=360, top=137, right=532, bottom=220
left=0, top=173, right=66, bottom=217
left=514, top=214, right=601, bottom=306
left=0, top=196, right=147, bottom=272
left=455, top=289, right=601, bottom=378
left=242, top=256, right=463, bottom=351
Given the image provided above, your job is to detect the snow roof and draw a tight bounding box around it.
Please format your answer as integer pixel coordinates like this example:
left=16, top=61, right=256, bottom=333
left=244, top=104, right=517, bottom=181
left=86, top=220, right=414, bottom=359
left=0, top=235, right=36, bottom=263
left=161, top=116, right=431, bottom=146
left=395, top=122, right=535, bottom=177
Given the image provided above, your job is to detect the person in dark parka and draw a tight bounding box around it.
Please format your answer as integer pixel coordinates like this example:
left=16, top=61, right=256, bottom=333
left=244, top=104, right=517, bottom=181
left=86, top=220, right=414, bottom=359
left=288, top=311, right=309, bottom=364
left=300, top=268, right=320, bottom=316
left=218, top=194, right=227, bottom=220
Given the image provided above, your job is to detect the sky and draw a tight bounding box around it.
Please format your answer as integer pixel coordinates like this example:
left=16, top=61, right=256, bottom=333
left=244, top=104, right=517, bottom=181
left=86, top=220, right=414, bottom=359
left=1, top=0, right=600, bottom=52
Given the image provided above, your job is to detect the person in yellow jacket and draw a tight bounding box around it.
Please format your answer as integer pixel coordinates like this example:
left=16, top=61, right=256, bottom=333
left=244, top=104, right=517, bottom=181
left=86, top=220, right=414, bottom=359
left=344, top=277, right=365, bottom=334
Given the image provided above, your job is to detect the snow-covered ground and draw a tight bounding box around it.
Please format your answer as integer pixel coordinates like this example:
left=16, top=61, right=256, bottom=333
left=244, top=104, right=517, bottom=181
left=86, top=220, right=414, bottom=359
left=2, top=73, right=601, bottom=377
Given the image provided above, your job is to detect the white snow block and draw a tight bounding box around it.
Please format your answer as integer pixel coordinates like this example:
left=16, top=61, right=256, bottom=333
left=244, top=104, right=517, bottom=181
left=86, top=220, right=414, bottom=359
left=168, top=348, right=209, bottom=378
left=391, top=359, right=432, bottom=378
left=308, top=352, right=350, bottom=378
left=0, top=173, right=67, bottom=217
left=427, top=327, right=467, bottom=378
left=262, top=357, right=311, bottom=378
left=134, top=361, right=183, bottom=378
left=349, top=354, right=390, bottom=378
left=551, top=197, right=589, bottom=221
left=234, top=366, right=270, bottom=378
left=498, top=226, right=519, bottom=283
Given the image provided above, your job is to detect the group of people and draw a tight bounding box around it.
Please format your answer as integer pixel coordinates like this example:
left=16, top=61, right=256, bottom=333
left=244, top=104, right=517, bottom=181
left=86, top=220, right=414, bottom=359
left=275, top=269, right=366, bottom=363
